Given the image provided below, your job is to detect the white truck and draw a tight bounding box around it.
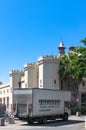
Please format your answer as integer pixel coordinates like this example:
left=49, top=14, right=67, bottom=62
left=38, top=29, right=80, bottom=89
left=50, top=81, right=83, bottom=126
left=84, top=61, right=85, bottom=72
left=13, top=88, right=71, bottom=124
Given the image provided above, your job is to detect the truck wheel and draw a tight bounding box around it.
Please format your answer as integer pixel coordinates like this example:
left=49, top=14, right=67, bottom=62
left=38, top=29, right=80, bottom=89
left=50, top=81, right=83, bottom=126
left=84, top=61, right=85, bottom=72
left=43, top=118, right=47, bottom=124
left=38, top=118, right=42, bottom=124
left=29, top=121, right=33, bottom=125
left=63, top=113, right=68, bottom=121
left=27, top=120, right=33, bottom=125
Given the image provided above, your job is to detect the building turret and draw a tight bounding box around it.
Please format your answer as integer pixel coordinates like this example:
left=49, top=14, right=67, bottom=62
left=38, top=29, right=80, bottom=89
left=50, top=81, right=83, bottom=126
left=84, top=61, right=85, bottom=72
left=58, top=41, right=65, bottom=56
left=69, top=46, right=75, bottom=52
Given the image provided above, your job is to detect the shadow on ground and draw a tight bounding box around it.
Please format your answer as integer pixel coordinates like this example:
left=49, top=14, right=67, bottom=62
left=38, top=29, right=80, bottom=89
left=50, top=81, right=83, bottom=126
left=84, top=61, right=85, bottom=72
left=20, top=119, right=84, bottom=127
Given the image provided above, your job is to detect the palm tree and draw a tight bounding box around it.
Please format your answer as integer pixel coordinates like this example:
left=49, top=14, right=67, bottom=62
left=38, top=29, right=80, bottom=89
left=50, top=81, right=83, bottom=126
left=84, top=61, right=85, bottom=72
left=59, top=38, right=86, bottom=106
left=80, top=38, right=86, bottom=46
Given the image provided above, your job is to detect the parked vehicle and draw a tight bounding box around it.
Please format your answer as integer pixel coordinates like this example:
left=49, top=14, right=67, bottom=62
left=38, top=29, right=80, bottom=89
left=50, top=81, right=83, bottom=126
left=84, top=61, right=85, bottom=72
left=0, top=104, right=6, bottom=117
left=13, top=88, right=71, bottom=124
left=0, top=111, right=10, bottom=118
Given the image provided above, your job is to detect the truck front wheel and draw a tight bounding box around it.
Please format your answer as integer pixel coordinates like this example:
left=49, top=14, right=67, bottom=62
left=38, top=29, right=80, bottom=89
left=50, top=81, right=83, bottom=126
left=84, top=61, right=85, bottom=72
left=63, top=113, right=68, bottom=121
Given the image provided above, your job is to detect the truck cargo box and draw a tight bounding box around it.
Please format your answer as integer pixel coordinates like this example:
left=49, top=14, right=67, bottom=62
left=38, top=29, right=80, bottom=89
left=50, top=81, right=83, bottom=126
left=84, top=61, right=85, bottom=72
left=13, top=88, right=71, bottom=124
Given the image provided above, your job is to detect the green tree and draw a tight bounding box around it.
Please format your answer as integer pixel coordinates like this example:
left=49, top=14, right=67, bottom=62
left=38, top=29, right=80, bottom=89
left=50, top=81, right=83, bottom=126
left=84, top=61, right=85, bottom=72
left=59, top=38, right=86, bottom=105
left=80, top=38, right=86, bottom=46
left=59, top=38, right=86, bottom=84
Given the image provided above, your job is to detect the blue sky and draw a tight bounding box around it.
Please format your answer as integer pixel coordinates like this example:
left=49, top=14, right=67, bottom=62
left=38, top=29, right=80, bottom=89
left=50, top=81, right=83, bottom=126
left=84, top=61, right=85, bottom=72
left=0, top=0, right=86, bottom=82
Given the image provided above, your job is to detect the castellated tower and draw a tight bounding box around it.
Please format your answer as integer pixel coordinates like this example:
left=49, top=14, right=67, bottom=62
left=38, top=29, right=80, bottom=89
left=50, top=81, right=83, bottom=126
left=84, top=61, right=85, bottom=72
left=9, top=70, right=24, bottom=88
left=38, top=55, right=60, bottom=90
left=24, top=63, right=38, bottom=88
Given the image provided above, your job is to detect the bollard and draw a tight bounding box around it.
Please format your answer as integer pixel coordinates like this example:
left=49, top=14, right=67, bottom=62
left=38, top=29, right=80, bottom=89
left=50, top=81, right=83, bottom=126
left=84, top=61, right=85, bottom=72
left=76, top=111, right=80, bottom=116
left=0, top=118, right=5, bottom=126
left=85, top=116, right=86, bottom=129
left=8, top=117, right=15, bottom=124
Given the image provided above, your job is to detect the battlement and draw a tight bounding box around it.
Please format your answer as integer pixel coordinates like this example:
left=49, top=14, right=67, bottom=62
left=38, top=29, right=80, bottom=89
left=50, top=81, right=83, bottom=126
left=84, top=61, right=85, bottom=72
left=24, top=63, right=38, bottom=71
left=24, top=62, right=36, bottom=66
left=9, top=70, right=24, bottom=76
left=38, top=55, right=60, bottom=65
left=38, top=55, right=58, bottom=60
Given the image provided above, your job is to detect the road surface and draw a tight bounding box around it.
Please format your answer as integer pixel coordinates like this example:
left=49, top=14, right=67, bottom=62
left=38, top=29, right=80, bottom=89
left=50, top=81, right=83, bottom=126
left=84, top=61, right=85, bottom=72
left=0, top=115, right=85, bottom=130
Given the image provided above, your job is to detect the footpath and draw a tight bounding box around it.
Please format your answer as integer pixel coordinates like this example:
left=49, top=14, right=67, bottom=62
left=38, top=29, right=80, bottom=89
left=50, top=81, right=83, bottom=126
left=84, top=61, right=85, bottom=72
left=69, top=115, right=86, bottom=130
left=69, top=115, right=85, bottom=121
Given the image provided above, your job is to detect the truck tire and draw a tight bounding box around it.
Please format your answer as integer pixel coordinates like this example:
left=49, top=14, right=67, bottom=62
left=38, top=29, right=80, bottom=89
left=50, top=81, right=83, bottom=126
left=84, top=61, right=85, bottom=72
left=27, top=119, right=33, bottom=125
left=43, top=117, right=47, bottom=124
left=63, top=113, right=68, bottom=121
left=38, top=118, right=43, bottom=124
left=29, top=121, right=33, bottom=125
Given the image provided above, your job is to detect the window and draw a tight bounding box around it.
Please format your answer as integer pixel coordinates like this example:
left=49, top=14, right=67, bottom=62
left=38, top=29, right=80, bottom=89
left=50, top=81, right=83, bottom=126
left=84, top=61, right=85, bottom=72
left=82, top=81, right=85, bottom=86
left=7, top=89, right=9, bottom=93
left=40, top=85, right=42, bottom=88
left=40, top=80, right=42, bottom=87
left=40, top=80, right=42, bottom=84
left=54, top=80, right=56, bottom=84
left=19, top=82, right=21, bottom=88
left=3, top=97, right=5, bottom=104
left=7, top=97, right=9, bottom=107
left=81, top=93, right=86, bottom=108
left=25, top=83, right=27, bottom=87
left=3, top=90, right=5, bottom=94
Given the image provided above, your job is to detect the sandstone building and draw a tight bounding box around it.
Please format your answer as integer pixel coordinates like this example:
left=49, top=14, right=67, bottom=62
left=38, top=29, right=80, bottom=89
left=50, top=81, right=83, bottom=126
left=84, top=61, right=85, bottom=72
left=0, top=41, right=86, bottom=112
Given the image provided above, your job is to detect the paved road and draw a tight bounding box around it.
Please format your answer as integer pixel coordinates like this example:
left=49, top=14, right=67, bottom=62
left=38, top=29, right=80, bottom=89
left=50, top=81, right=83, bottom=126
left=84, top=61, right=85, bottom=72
left=0, top=115, right=85, bottom=130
